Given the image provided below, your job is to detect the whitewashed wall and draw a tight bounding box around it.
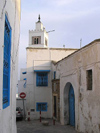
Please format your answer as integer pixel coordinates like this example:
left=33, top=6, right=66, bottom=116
left=26, top=48, right=77, bottom=68
left=23, top=48, right=77, bottom=119
left=56, top=40, right=100, bottom=133
left=0, top=0, right=20, bottom=133
left=18, top=47, right=77, bottom=119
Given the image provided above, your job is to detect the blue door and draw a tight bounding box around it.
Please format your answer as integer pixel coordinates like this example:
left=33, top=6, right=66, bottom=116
left=69, top=85, right=75, bottom=126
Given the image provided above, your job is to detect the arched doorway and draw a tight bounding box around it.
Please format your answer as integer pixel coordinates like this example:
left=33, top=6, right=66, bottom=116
left=69, top=85, right=75, bottom=126
left=64, top=83, right=75, bottom=127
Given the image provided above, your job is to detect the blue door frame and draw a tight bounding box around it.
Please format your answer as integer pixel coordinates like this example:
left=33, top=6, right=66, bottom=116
left=69, top=85, right=75, bottom=126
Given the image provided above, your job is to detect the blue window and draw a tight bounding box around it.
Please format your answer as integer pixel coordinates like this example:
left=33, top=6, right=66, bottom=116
left=54, top=71, right=56, bottom=79
left=36, top=72, right=48, bottom=86
left=23, top=78, right=27, bottom=88
left=3, top=15, right=12, bottom=109
left=22, top=72, right=27, bottom=74
left=36, top=103, right=47, bottom=111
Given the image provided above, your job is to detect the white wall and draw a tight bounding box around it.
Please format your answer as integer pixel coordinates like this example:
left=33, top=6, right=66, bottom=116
left=18, top=47, right=77, bottom=119
left=0, top=0, right=20, bottom=133
left=20, top=47, right=77, bottom=119
left=56, top=40, right=100, bottom=133
left=26, top=48, right=77, bottom=68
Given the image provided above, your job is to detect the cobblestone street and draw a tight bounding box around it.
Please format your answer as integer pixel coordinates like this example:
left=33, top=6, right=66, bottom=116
left=17, top=119, right=78, bottom=133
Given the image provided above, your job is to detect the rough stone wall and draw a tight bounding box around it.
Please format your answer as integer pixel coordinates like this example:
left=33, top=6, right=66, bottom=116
left=56, top=40, right=100, bottom=133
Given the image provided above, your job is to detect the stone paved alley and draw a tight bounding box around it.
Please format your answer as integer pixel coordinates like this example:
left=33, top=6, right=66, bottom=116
left=17, top=119, right=78, bottom=133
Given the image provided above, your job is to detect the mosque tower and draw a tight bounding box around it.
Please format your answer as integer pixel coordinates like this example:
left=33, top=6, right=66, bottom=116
left=29, top=15, right=48, bottom=48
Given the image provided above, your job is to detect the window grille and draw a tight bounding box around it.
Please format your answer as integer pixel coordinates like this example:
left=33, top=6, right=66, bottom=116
left=3, top=15, right=12, bottom=109
left=22, top=72, right=27, bottom=74
left=36, top=72, right=48, bottom=86
left=36, top=103, right=47, bottom=111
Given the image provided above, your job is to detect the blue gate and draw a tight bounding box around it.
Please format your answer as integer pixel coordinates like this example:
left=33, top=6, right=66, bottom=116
left=69, top=85, right=75, bottom=126
left=3, top=15, right=11, bottom=109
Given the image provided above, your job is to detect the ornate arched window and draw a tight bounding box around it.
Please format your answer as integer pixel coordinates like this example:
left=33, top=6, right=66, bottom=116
left=34, top=38, right=36, bottom=44
left=37, top=38, right=38, bottom=44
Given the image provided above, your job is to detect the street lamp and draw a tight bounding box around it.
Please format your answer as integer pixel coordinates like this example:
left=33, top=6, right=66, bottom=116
left=47, top=30, right=55, bottom=33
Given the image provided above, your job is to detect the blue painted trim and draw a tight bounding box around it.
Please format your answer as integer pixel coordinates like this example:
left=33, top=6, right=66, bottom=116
left=22, top=72, right=27, bottom=74
left=36, top=72, right=48, bottom=86
left=69, top=85, right=75, bottom=126
left=36, top=102, right=47, bottom=112
left=36, top=73, right=38, bottom=86
left=5, top=15, right=11, bottom=31
left=3, top=14, right=12, bottom=109
left=54, top=71, right=56, bottom=79
left=34, top=70, right=50, bottom=72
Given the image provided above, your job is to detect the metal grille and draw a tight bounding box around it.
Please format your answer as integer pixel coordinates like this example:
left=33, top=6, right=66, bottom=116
left=36, top=103, right=47, bottom=111
left=36, top=72, right=48, bottom=86
left=3, top=15, right=11, bottom=109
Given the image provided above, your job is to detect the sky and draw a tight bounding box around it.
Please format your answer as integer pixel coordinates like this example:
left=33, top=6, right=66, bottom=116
left=18, top=0, right=100, bottom=79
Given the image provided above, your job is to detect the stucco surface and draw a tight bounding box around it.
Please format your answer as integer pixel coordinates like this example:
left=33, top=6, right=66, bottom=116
left=56, top=40, right=100, bottom=133
left=0, top=0, right=21, bottom=133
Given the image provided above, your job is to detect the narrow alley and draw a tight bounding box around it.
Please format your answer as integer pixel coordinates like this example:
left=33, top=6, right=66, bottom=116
left=17, top=119, right=78, bottom=133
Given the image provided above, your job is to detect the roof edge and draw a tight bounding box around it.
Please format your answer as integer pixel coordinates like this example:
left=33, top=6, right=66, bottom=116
left=26, top=47, right=78, bottom=50
left=55, top=38, right=100, bottom=65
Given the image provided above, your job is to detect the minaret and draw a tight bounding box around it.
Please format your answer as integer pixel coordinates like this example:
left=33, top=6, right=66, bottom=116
left=38, top=14, right=41, bottom=22
left=29, top=15, right=48, bottom=48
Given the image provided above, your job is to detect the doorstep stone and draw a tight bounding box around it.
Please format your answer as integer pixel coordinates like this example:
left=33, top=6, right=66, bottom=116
left=42, top=121, right=49, bottom=126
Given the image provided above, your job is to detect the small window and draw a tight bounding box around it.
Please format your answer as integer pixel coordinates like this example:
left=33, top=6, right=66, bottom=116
left=87, top=69, right=92, bottom=90
left=32, top=36, right=41, bottom=44
left=36, top=72, right=48, bottom=86
left=36, top=103, right=47, bottom=111
left=22, top=72, right=27, bottom=74
left=34, top=38, right=39, bottom=44
left=23, top=78, right=27, bottom=88
left=45, top=38, right=47, bottom=46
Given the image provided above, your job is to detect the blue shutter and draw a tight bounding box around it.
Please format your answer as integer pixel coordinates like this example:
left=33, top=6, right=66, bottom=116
left=23, top=78, right=27, bottom=88
left=54, top=71, right=56, bottom=79
left=44, top=73, right=48, bottom=86
left=3, top=15, right=11, bottom=109
left=36, top=103, right=47, bottom=111
left=36, top=72, right=48, bottom=86
left=22, top=72, right=27, bottom=74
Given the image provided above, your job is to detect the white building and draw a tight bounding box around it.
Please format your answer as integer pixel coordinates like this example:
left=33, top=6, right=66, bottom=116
left=55, top=39, right=100, bottom=133
left=18, top=16, right=77, bottom=120
left=0, top=0, right=21, bottom=133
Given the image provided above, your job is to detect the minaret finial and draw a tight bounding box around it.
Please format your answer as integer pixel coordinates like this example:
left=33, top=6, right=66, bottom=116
left=38, top=14, right=41, bottom=22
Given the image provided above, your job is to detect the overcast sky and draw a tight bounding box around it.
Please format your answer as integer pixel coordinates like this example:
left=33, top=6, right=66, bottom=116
left=18, top=0, right=100, bottom=79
